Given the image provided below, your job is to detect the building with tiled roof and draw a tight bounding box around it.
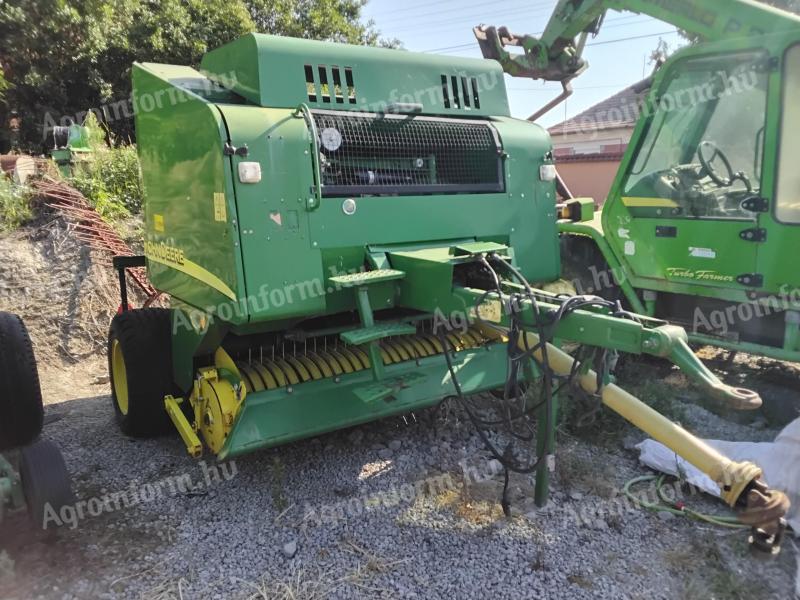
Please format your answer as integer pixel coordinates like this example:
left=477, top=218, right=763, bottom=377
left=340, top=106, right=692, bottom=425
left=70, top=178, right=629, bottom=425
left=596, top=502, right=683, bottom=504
left=548, top=78, right=650, bottom=203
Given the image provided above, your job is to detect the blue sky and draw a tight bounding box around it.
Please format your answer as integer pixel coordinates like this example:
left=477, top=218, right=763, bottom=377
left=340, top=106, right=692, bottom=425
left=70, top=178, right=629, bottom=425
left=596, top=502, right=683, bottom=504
left=361, top=0, right=685, bottom=128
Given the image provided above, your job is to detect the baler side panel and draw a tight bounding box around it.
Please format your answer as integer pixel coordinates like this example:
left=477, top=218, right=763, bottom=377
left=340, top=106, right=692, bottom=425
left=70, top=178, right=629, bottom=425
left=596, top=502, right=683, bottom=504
left=216, top=104, right=327, bottom=320
left=133, top=63, right=246, bottom=320
left=492, top=117, right=561, bottom=283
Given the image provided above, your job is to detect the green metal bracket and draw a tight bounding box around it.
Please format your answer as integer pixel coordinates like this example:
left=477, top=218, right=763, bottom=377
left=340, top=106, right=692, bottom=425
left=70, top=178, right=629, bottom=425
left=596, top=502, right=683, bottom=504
left=0, top=453, right=25, bottom=523
left=293, top=103, right=323, bottom=211
left=341, top=323, right=416, bottom=345
left=353, top=371, right=428, bottom=404
left=329, top=269, right=406, bottom=288
left=450, top=241, right=510, bottom=257
left=450, top=287, right=762, bottom=411
left=331, top=269, right=408, bottom=382
left=557, top=198, right=595, bottom=223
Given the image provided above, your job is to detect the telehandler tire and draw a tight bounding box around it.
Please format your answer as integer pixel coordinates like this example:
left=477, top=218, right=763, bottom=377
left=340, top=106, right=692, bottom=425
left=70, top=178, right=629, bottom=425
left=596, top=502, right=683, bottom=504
left=0, top=311, right=44, bottom=451
left=108, top=308, right=174, bottom=437
left=559, top=234, right=623, bottom=303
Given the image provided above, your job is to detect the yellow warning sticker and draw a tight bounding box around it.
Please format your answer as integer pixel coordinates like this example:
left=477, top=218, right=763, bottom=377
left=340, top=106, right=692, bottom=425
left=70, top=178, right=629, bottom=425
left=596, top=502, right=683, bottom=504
left=153, top=213, right=165, bottom=232
left=213, top=192, right=227, bottom=222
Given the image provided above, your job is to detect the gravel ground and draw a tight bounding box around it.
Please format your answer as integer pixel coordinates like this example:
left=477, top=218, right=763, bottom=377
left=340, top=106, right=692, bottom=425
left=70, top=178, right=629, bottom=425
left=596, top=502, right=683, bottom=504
left=1, top=363, right=797, bottom=600
left=1, top=223, right=797, bottom=599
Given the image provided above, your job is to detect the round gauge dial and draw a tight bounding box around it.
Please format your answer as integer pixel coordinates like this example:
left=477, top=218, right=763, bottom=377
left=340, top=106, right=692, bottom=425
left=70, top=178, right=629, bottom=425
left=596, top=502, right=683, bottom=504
left=320, top=127, right=342, bottom=152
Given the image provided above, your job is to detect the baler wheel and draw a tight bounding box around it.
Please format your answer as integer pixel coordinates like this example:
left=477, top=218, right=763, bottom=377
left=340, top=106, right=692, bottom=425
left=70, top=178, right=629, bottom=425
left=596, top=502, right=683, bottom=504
left=0, top=311, right=44, bottom=451
left=20, top=438, right=74, bottom=530
left=107, top=308, right=174, bottom=437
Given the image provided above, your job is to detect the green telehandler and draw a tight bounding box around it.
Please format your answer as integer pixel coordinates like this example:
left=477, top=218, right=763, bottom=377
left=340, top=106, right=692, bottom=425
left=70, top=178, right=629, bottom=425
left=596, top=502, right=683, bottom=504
left=476, top=0, right=800, bottom=367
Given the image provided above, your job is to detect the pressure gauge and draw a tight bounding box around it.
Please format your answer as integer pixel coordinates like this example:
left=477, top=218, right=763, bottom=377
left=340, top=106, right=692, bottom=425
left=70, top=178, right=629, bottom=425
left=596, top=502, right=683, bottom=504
left=320, top=127, right=342, bottom=152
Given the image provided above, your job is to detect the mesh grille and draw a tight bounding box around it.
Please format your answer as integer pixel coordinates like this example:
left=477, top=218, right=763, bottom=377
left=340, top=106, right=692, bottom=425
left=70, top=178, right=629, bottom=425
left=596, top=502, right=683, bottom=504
left=311, top=110, right=504, bottom=196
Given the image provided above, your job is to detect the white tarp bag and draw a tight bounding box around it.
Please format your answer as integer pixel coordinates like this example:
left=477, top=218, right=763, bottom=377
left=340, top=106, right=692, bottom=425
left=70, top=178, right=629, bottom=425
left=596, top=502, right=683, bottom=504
left=636, top=418, right=800, bottom=598
left=635, top=417, right=800, bottom=533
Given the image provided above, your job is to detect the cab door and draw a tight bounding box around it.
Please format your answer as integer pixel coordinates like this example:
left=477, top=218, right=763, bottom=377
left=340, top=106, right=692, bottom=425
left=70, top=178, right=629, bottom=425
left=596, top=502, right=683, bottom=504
left=756, top=43, right=800, bottom=294
left=609, top=50, right=771, bottom=293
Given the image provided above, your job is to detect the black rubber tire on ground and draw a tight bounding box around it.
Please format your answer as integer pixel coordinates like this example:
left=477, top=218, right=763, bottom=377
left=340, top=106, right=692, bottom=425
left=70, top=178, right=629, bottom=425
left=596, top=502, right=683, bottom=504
left=20, top=438, right=74, bottom=530
left=559, top=234, right=624, bottom=303
left=0, top=311, right=44, bottom=452
left=107, top=308, right=174, bottom=437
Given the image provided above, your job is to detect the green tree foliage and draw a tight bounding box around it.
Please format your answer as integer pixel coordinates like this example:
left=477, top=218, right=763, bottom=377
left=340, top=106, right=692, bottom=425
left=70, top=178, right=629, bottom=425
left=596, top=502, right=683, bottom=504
left=0, top=66, right=8, bottom=103
left=68, top=113, right=144, bottom=221
left=0, top=0, right=392, bottom=151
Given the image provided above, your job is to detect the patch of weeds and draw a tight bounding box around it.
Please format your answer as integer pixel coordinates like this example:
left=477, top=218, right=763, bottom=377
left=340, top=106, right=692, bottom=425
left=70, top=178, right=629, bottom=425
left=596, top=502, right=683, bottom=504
left=606, top=513, right=624, bottom=532
left=567, top=572, right=594, bottom=589
left=669, top=538, right=774, bottom=600
left=0, top=176, right=33, bottom=231
left=616, top=361, right=689, bottom=424
left=269, top=455, right=289, bottom=513
left=531, top=548, right=548, bottom=572
left=557, top=444, right=615, bottom=497
left=558, top=387, right=630, bottom=447
left=66, top=113, right=143, bottom=222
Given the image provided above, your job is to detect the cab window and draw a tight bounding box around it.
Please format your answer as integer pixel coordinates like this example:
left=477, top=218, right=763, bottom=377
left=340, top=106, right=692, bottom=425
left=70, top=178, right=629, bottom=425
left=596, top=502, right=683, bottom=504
left=776, top=45, right=800, bottom=224
left=624, top=52, right=769, bottom=220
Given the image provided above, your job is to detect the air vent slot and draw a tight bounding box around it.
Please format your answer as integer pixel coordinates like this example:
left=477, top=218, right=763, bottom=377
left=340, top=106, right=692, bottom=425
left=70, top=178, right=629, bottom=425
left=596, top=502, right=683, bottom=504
left=305, top=65, right=357, bottom=105
left=344, top=68, right=356, bottom=104
left=332, top=66, right=344, bottom=104
left=461, top=77, right=471, bottom=108
left=318, top=66, right=331, bottom=103
left=441, top=75, right=451, bottom=109
left=450, top=76, right=461, bottom=108
left=305, top=65, right=317, bottom=102
left=470, top=77, right=481, bottom=108
left=440, top=75, right=481, bottom=110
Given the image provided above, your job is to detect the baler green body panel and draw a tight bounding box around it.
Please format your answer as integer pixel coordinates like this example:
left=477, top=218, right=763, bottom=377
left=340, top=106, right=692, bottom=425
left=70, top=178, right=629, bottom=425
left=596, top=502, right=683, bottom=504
left=221, top=343, right=510, bottom=458
left=133, top=63, right=247, bottom=320
left=133, top=35, right=559, bottom=332
left=200, top=33, right=511, bottom=117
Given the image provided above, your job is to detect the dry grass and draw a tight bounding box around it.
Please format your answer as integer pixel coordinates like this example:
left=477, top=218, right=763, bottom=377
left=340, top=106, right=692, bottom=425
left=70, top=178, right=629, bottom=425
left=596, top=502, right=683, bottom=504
left=242, top=540, right=408, bottom=600
left=243, top=567, right=342, bottom=600
left=339, top=539, right=409, bottom=592
left=430, top=472, right=505, bottom=526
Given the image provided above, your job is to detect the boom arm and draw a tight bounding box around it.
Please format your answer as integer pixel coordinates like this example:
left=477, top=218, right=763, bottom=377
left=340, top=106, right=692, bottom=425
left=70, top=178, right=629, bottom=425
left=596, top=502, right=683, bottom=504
left=475, top=0, right=800, bottom=85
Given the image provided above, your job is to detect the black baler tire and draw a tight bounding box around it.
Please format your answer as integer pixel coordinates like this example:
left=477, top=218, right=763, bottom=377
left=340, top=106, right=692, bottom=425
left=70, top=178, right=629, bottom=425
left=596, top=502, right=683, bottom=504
left=20, top=438, right=74, bottom=530
left=0, top=311, right=44, bottom=451
left=107, top=308, right=174, bottom=438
